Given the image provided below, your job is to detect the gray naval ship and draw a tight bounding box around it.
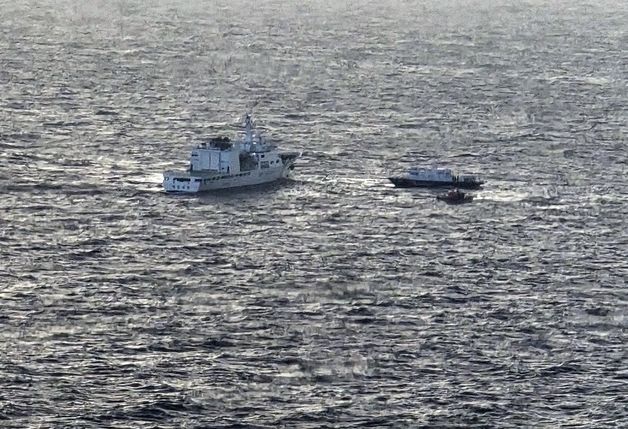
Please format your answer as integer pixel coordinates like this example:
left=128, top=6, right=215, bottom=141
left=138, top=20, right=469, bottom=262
left=163, top=114, right=300, bottom=193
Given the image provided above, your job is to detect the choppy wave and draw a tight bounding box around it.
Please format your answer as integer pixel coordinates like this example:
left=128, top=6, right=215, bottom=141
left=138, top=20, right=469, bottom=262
left=1, top=0, right=627, bottom=427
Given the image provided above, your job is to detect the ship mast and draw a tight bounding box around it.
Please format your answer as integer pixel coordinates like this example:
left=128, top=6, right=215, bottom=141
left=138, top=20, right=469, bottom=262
left=244, top=113, right=254, bottom=146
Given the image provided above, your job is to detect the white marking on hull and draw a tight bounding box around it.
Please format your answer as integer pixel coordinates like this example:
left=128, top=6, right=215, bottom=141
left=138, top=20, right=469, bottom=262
left=163, top=166, right=292, bottom=193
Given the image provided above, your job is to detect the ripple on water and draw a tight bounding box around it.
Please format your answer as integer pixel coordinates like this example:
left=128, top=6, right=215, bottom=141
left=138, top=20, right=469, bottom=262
left=1, top=1, right=627, bottom=428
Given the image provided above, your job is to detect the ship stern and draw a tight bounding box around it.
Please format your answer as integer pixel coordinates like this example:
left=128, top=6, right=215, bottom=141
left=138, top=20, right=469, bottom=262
left=163, top=171, right=201, bottom=193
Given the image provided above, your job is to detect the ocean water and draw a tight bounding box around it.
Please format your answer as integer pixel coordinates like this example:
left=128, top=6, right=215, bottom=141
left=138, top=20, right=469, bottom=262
left=1, top=0, right=626, bottom=427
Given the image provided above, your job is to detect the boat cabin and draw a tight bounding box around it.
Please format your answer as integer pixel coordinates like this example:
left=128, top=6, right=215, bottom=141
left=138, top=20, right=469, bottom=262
left=459, top=174, right=480, bottom=183
left=408, top=167, right=454, bottom=182
left=189, top=139, right=241, bottom=174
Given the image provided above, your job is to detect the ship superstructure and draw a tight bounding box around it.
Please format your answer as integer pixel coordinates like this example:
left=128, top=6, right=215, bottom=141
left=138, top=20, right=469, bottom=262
left=163, top=114, right=299, bottom=193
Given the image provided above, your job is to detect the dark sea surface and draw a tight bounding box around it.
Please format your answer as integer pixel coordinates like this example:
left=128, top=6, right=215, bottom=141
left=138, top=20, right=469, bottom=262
left=1, top=0, right=627, bottom=427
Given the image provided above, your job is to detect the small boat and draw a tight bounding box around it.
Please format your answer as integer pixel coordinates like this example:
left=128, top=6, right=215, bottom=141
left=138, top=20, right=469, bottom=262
left=389, top=167, right=484, bottom=189
left=436, top=189, right=474, bottom=204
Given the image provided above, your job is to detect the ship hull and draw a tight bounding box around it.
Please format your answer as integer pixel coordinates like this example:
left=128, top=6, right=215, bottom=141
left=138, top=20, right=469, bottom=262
left=163, top=164, right=294, bottom=193
left=388, top=177, right=483, bottom=189
left=436, top=195, right=474, bottom=204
